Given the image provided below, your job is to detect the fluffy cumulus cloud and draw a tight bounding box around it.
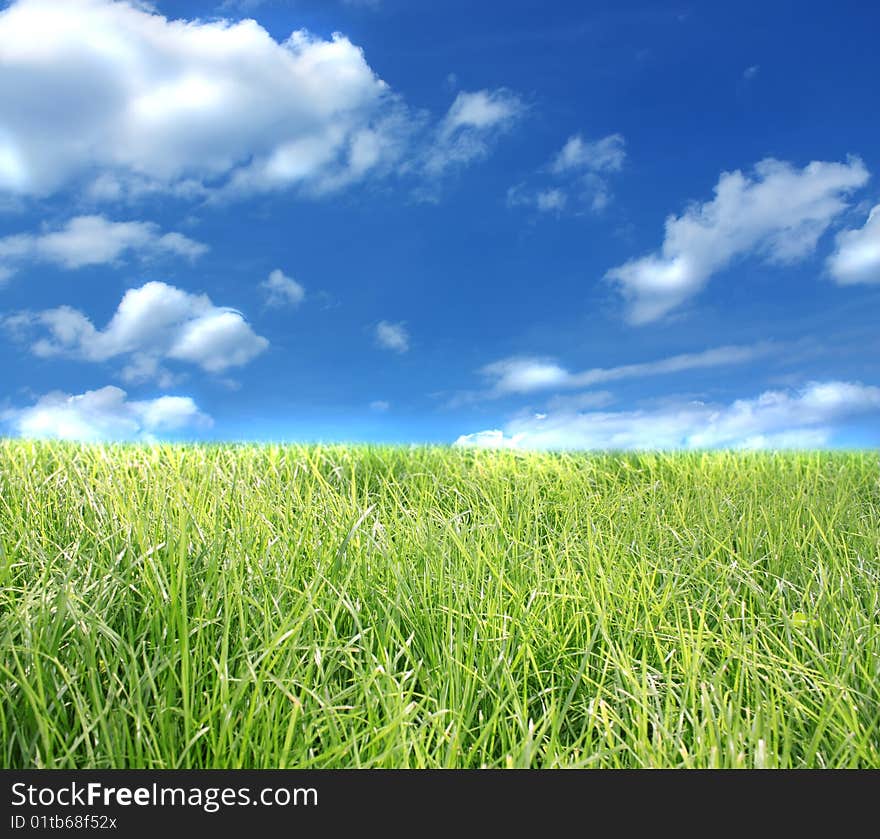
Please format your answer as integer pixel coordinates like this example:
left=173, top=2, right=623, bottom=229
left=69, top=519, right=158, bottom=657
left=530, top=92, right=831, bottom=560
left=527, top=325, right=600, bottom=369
left=423, top=89, right=525, bottom=177
left=606, top=157, right=870, bottom=324
left=0, top=215, right=206, bottom=280
left=454, top=380, right=880, bottom=450
left=0, top=0, right=389, bottom=197
left=509, top=132, right=626, bottom=215
left=827, top=204, right=880, bottom=285
left=461, top=342, right=772, bottom=402
left=0, top=0, right=522, bottom=200
left=260, top=268, right=305, bottom=307
left=375, top=320, right=409, bottom=353
left=7, top=281, right=268, bottom=385
left=3, top=385, right=212, bottom=441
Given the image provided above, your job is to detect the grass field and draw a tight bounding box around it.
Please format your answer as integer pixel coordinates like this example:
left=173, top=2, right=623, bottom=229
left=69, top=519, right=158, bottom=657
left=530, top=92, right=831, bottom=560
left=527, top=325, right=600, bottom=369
left=1, top=440, right=878, bottom=768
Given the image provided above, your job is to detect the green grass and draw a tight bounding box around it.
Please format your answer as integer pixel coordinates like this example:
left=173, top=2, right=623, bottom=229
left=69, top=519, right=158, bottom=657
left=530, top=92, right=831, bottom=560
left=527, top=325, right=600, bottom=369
left=1, top=440, right=879, bottom=768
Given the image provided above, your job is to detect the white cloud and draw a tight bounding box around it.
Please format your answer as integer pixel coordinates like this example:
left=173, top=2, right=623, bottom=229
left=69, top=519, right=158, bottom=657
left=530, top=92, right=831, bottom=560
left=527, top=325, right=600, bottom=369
left=606, top=157, right=869, bottom=324
left=476, top=342, right=773, bottom=398
left=3, top=385, right=212, bottom=441
left=510, top=132, right=625, bottom=216
left=584, top=174, right=612, bottom=212
left=454, top=429, right=525, bottom=450
left=549, top=133, right=626, bottom=175
left=0, top=1, right=521, bottom=200
left=455, top=380, right=880, bottom=450
left=535, top=188, right=567, bottom=212
left=9, top=280, right=268, bottom=381
left=375, top=320, right=409, bottom=353
left=168, top=309, right=265, bottom=370
left=442, top=89, right=522, bottom=134
left=0, top=215, right=206, bottom=279
left=482, top=357, right=569, bottom=394
left=424, top=89, right=524, bottom=177
left=827, top=204, right=880, bottom=285
left=116, top=352, right=182, bottom=389
left=260, top=268, right=305, bottom=307
left=369, top=399, right=390, bottom=411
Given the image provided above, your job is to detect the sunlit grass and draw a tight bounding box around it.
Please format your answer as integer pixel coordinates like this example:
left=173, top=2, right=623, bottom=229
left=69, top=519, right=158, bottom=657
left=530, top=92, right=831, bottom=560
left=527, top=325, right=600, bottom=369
left=1, top=440, right=878, bottom=767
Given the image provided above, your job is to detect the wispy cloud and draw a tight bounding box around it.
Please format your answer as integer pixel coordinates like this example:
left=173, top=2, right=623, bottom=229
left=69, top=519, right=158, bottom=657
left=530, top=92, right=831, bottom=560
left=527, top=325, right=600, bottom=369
left=423, top=89, right=525, bottom=178
left=549, top=133, right=626, bottom=175
left=218, top=0, right=269, bottom=12
left=509, top=132, right=626, bottom=216
left=545, top=391, right=615, bottom=411
left=375, top=320, right=410, bottom=353
left=260, top=268, right=305, bottom=307
left=0, top=215, right=206, bottom=281
left=453, top=341, right=775, bottom=404
left=455, top=380, right=880, bottom=450
left=605, top=157, right=869, bottom=324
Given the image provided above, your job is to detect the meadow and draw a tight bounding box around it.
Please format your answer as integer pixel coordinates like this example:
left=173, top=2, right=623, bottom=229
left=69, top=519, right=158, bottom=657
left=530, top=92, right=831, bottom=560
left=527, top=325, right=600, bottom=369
left=1, top=440, right=878, bottom=768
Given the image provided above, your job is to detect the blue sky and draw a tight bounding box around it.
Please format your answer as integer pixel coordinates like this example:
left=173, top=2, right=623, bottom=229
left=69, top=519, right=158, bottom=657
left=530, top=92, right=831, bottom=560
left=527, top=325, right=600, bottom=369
left=1, top=0, right=879, bottom=448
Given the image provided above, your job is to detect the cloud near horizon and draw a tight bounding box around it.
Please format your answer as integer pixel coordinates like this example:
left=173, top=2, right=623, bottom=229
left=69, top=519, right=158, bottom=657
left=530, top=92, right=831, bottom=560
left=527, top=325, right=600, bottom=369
left=455, top=380, right=880, bottom=450
left=3, top=385, right=212, bottom=441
